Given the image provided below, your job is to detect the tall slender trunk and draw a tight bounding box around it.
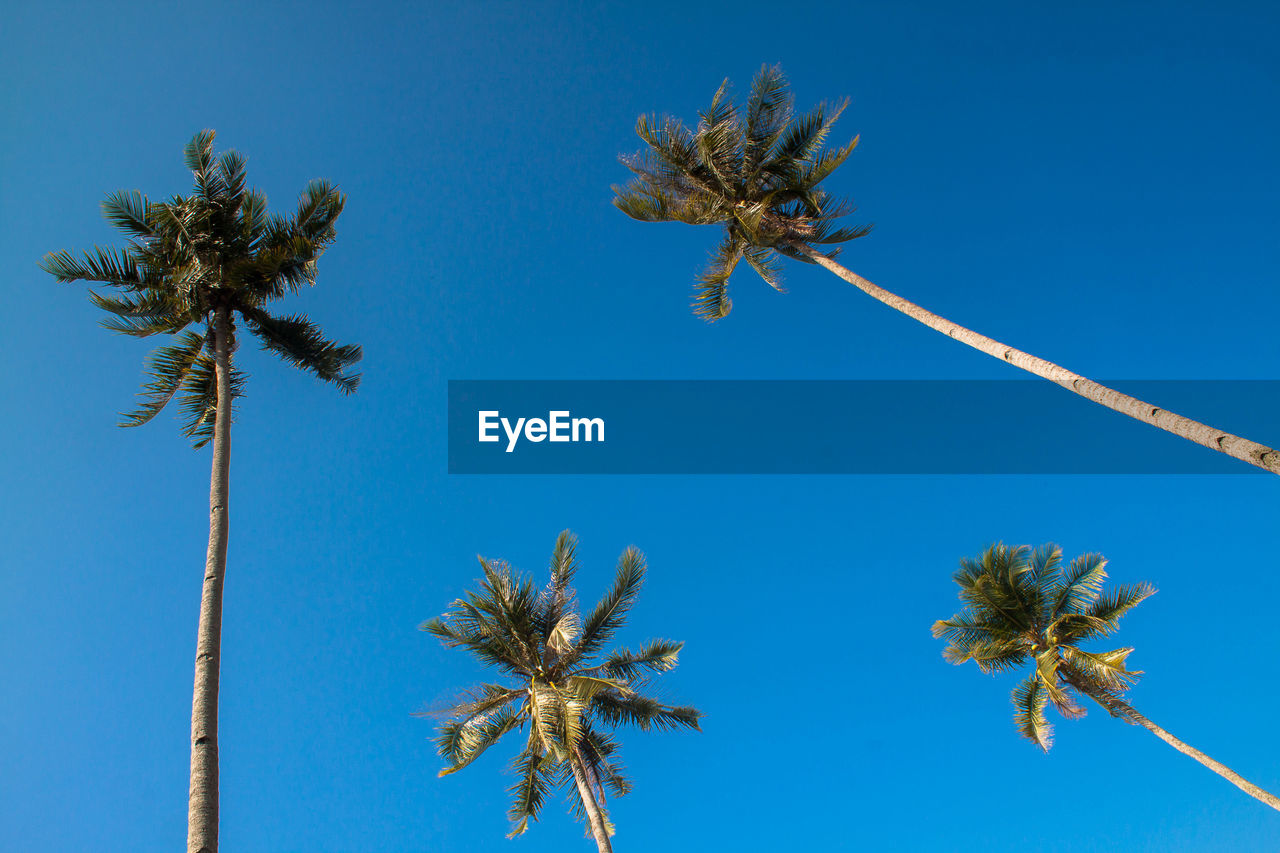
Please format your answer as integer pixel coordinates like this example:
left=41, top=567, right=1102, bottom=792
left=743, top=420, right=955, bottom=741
left=791, top=243, right=1280, bottom=475
left=570, top=749, right=614, bottom=853
left=188, top=306, right=233, bottom=853
left=1064, top=670, right=1280, bottom=812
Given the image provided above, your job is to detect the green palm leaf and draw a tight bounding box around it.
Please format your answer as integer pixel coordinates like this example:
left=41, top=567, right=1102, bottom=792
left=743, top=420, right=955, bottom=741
left=436, top=703, right=524, bottom=776
left=1012, top=675, right=1052, bottom=750
left=243, top=308, right=362, bottom=393
left=120, top=331, right=208, bottom=428
left=571, top=546, right=646, bottom=663
left=507, top=746, right=557, bottom=837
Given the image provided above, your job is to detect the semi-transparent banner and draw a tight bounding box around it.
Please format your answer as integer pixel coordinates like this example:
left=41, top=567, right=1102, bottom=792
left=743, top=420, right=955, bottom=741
left=447, top=380, right=1279, bottom=474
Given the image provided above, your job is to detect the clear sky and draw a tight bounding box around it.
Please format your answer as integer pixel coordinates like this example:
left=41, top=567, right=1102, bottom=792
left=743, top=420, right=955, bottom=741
left=4, top=1, right=1279, bottom=850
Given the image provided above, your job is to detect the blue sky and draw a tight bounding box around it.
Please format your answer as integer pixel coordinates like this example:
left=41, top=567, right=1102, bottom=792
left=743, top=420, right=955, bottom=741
left=3, top=1, right=1279, bottom=850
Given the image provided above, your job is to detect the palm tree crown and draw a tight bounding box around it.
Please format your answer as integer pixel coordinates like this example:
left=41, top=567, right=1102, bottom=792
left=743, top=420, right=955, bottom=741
left=933, top=544, right=1280, bottom=812
left=932, top=544, right=1155, bottom=750
left=41, top=129, right=361, bottom=444
left=424, top=531, right=702, bottom=845
left=613, top=63, right=870, bottom=320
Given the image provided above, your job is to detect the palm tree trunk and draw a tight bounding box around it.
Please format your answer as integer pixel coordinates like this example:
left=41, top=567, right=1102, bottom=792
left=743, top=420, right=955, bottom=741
left=1132, top=711, right=1280, bottom=812
left=791, top=243, right=1280, bottom=475
left=1069, top=674, right=1280, bottom=812
left=188, top=306, right=233, bottom=853
left=570, top=750, right=614, bottom=853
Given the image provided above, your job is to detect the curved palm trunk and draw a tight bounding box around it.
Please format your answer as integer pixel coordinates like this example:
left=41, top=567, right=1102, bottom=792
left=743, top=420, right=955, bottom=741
left=792, top=243, right=1280, bottom=475
left=1131, top=710, right=1280, bottom=812
left=570, top=749, right=614, bottom=853
left=188, top=306, right=232, bottom=853
left=1066, top=672, right=1280, bottom=812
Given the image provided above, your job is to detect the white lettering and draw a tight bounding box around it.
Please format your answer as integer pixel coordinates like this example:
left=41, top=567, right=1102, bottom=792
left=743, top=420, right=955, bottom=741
left=478, top=411, right=500, bottom=443
left=479, top=410, right=604, bottom=452
left=572, top=417, right=604, bottom=443
left=502, top=417, right=526, bottom=453
left=549, top=411, right=570, bottom=442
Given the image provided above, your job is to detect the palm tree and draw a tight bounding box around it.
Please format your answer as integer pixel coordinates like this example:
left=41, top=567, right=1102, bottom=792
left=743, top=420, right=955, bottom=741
left=41, top=130, right=362, bottom=853
left=423, top=531, right=702, bottom=851
left=613, top=65, right=1280, bottom=476
left=933, top=544, right=1280, bottom=812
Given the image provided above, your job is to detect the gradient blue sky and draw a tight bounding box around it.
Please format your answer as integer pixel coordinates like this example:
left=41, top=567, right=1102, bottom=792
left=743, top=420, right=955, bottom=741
left=4, top=1, right=1280, bottom=850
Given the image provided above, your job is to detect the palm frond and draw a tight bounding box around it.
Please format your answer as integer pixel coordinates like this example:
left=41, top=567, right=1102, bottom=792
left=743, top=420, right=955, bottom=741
left=539, top=530, right=581, bottom=654
left=765, top=98, right=848, bottom=178
left=799, top=134, right=859, bottom=189
left=694, top=79, right=744, bottom=193
left=421, top=614, right=528, bottom=676
left=1012, top=675, right=1053, bottom=751
left=292, top=180, right=345, bottom=243
left=436, top=703, right=524, bottom=777
left=507, top=746, right=557, bottom=838
left=183, top=130, right=216, bottom=176
left=943, top=636, right=1027, bottom=673
left=429, top=683, right=523, bottom=724
left=612, top=183, right=679, bottom=222
left=591, top=690, right=702, bottom=732
left=1050, top=552, right=1108, bottom=618
left=931, top=610, right=1016, bottom=646
left=217, top=150, right=248, bottom=212
left=185, top=130, right=226, bottom=202
left=119, top=331, right=208, bottom=428
left=741, top=245, right=784, bottom=292
left=1060, top=646, right=1142, bottom=692
left=88, top=289, right=189, bottom=337
left=243, top=308, right=362, bottom=393
left=743, top=64, right=793, bottom=175
left=693, top=234, right=743, bottom=321
left=100, top=190, right=153, bottom=238
left=1053, top=582, right=1155, bottom=643
left=40, top=247, right=146, bottom=287
left=571, top=546, right=646, bottom=663
left=634, top=112, right=701, bottom=178
left=239, top=188, right=270, bottom=247
left=592, top=639, right=684, bottom=683
left=1084, top=583, right=1157, bottom=629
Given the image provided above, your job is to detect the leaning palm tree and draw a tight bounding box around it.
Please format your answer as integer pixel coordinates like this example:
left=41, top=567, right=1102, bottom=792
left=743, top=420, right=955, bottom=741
left=41, top=130, right=361, bottom=853
left=933, top=544, right=1280, bottom=812
left=423, top=531, right=702, bottom=851
left=614, top=65, right=1280, bottom=475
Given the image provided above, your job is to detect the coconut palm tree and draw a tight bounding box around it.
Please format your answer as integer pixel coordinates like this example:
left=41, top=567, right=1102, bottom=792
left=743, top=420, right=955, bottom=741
left=933, top=544, right=1280, bottom=812
left=41, top=130, right=362, bottom=853
left=613, top=65, right=1280, bottom=476
left=423, top=531, right=702, bottom=851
